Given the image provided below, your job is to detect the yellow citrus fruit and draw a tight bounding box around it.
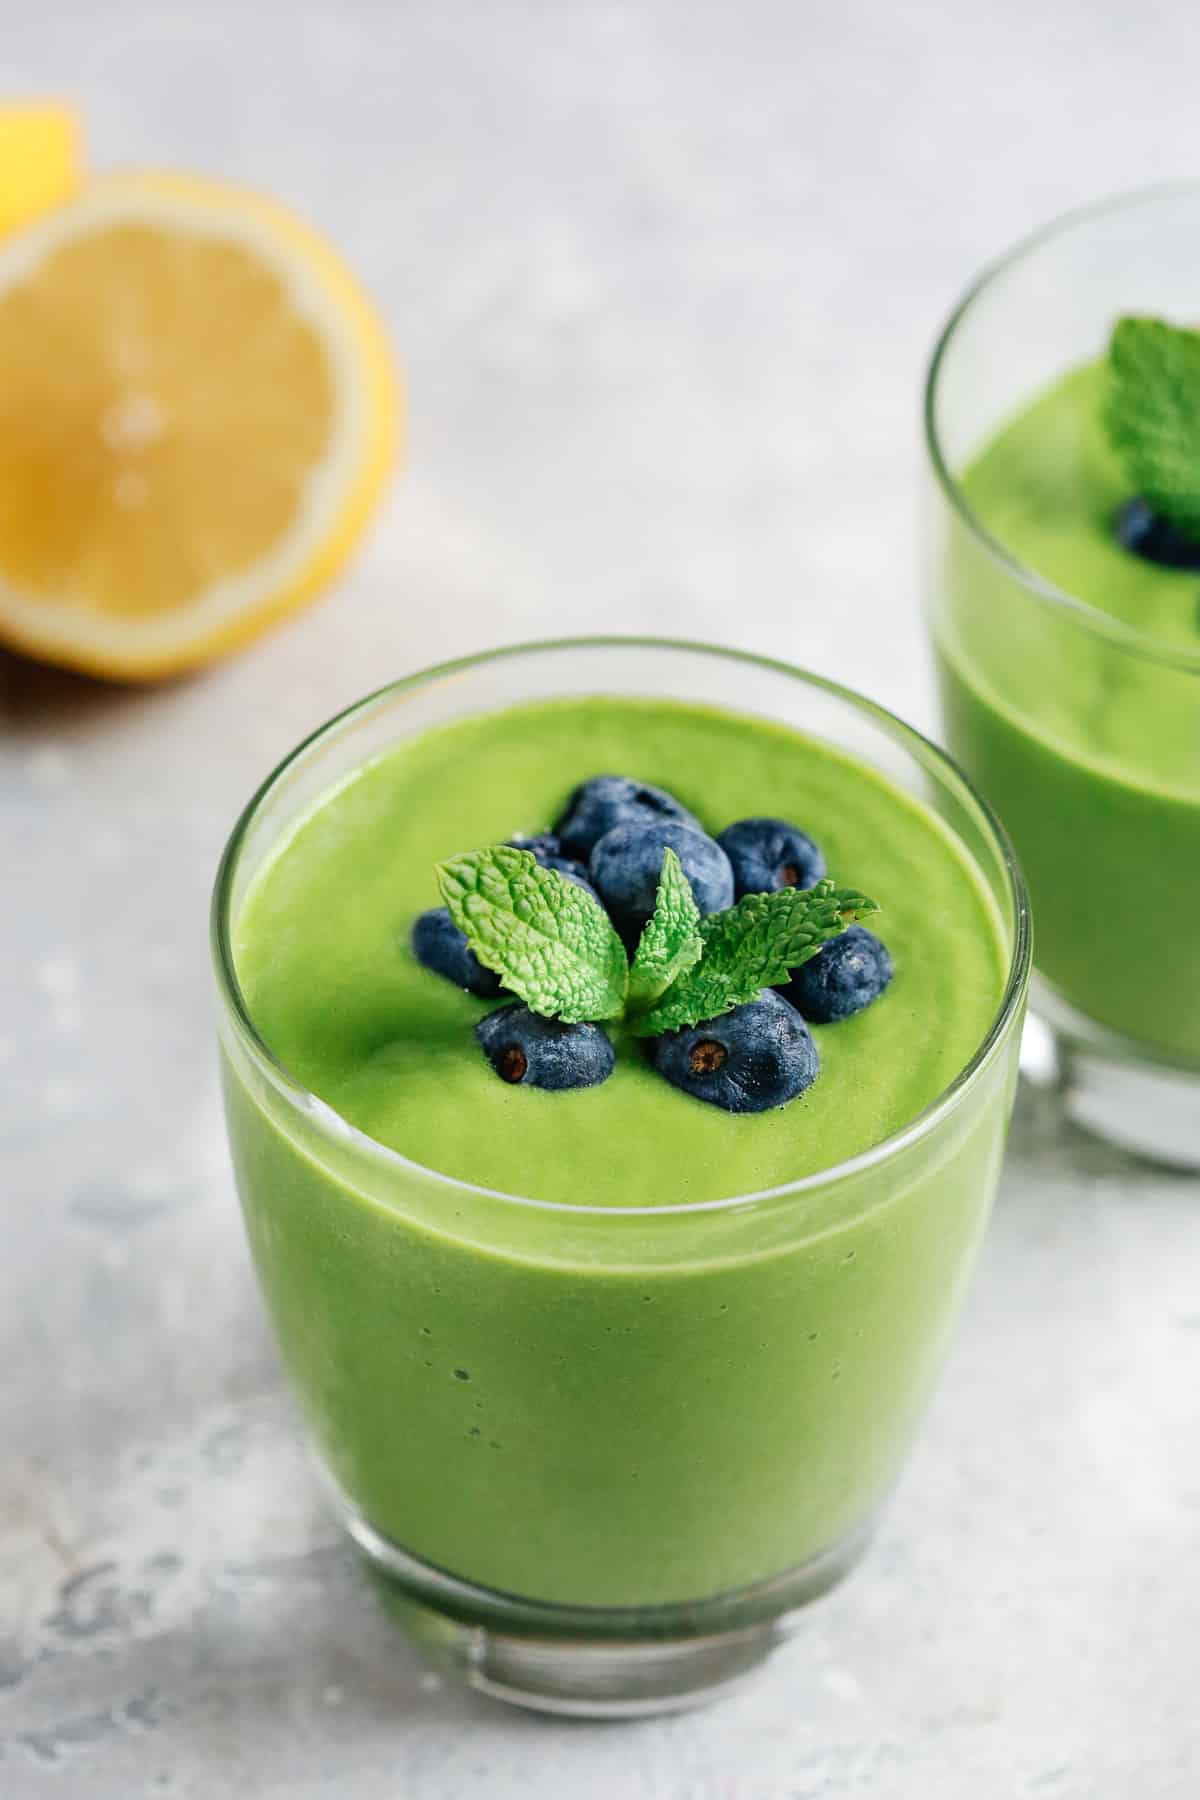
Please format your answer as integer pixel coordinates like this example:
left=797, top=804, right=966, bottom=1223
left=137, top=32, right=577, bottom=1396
left=0, top=170, right=398, bottom=679
left=0, top=102, right=81, bottom=236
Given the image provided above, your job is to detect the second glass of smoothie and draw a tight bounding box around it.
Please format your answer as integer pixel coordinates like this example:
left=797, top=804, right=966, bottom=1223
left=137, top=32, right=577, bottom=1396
left=925, top=189, right=1200, bottom=1165
left=212, top=639, right=1028, bottom=1716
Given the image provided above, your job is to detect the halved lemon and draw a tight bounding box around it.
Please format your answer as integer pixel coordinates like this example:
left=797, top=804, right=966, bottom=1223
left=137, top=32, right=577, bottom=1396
left=0, top=170, right=398, bottom=679
left=0, top=102, right=80, bottom=236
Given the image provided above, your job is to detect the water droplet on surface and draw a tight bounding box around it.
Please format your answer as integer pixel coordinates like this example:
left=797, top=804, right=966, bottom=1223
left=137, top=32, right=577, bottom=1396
left=36, top=953, right=79, bottom=999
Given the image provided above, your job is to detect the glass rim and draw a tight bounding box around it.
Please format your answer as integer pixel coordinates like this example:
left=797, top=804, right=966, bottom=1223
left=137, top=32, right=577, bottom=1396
left=923, top=179, right=1200, bottom=679
left=211, top=635, right=1031, bottom=1218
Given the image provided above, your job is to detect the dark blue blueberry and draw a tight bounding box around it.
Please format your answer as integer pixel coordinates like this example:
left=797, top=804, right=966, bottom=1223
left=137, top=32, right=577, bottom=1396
left=589, top=820, right=734, bottom=944
left=651, top=990, right=819, bottom=1113
left=509, top=835, right=599, bottom=900
left=1114, top=497, right=1200, bottom=571
left=541, top=854, right=603, bottom=901
left=780, top=925, right=893, bottom=1023
left=476, top=1003, right=615, bottom=1090
left=716, top=816, right=827, bottom=897
left=553, top=775, right=701, bottom=861
left=411, top=907, right=502, bottom=997
left=509, top=831, right=565, bottom=861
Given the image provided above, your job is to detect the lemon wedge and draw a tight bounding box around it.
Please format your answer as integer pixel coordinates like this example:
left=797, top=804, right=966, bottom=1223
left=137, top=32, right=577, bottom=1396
left=0, top=170, right=398, bottom=679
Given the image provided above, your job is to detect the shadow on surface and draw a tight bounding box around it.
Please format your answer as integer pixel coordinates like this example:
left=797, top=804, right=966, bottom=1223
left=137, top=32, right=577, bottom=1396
left=0, top=646, right=197, bottom=735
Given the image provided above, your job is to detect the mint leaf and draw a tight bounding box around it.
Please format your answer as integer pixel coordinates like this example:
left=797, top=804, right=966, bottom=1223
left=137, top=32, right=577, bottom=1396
left=1106, top=316, right=1200, bottom=539
left=632, top=879, right=878, bottom=1037
left=437, top=846, right=628, bottom=1022
left=627, top=847, right=703, bottom=1012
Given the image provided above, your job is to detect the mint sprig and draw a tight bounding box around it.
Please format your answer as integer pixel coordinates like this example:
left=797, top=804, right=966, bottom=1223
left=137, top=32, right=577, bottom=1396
left=627, top=847, right=703, bottom=1012
left=631, top=880, right=878, bottom=1037
left=435, top=845, right=878, bottom=1039
left=437, top=846, right=628, bottom=1022
left=1106, top=316, right=1200, bottom=539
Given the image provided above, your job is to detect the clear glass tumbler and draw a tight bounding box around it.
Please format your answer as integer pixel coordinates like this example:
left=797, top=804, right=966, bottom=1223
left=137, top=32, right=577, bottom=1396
left=925, top=189, right=1200, bottom=1166
left=211, top=639, right=1029, bottom=1717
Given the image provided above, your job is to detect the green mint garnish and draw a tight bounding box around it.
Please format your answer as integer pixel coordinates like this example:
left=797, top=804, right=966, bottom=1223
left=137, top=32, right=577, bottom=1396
left=433, top=841, right=879, bottom=1045
left=437, top=846, right=628, bottom=1023
left=627, top=846, right=703, bottom=1013
left=1106, top=316, right=1200, bottom=539
left=632, top=879, right=878, bottom=1037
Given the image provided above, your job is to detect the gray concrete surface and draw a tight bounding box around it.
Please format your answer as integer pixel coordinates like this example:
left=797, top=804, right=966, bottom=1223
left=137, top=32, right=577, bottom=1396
left=4, top=2, right=1200, bottom=1794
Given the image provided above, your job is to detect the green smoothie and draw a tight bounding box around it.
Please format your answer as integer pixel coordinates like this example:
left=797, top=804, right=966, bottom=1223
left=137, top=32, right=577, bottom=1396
left=937, top=362, right=1200, bottom=1061
left=221, top=695, right=1013, bottom=1608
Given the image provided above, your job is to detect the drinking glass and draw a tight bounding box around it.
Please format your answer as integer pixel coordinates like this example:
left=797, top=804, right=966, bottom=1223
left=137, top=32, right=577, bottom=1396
left=925, top=189, right=1200, bottom=1165
left=212, top=639, right=1029, bottom=1715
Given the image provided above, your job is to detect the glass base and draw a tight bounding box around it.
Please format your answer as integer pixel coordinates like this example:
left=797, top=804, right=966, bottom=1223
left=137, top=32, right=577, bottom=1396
left=330, top=1479, right=874, bottom=1718
left=1025, top=977, right=1200, bottom=1169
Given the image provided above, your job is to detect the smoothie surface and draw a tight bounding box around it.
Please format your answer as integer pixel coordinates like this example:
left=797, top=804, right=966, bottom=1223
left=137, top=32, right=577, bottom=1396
left=958, top=359, right=1200, bottom=796
left=963, top=358, right=1200, bottom=657
left=235, top=697, right=1007, bottom=1205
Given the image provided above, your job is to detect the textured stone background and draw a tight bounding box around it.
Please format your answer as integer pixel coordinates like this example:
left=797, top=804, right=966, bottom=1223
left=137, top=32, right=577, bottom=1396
left=4, top=3, right=1199, bottom=1795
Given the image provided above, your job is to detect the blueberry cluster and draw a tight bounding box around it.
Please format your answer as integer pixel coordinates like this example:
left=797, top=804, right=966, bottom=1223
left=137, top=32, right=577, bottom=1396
left=412, top=775, right=893, bottom=1112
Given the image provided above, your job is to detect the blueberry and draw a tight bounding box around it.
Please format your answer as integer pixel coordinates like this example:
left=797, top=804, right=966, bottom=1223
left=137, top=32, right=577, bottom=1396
left=476, top=1003, right=615, bottom=1090
left=509, top=834, right=600, bottom=900
left=1115, top=497, right=1200, bottom=571
left=716, top=816, right=827, bottom=897
left=589, top=821, right=734, bottom=943
left=541, top=854, right=603, bottom=900
left=411, top=907, right=502, bottom=997
left=553, top=775, right=701, bottom=861
left=780, top=925, right=893, bottom=1023
left=509, top=831, right=565, bottom=862
left=651, top=990, right=819, bottom=1113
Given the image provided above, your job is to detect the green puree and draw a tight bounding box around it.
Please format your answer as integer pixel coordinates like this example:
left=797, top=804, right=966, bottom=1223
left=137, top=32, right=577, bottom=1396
left=224, top=696, right=1010, bottom=1608
left=961, top=361, right=1200, bottom=654
left=943, top=361, right=1200, bottom=1060
left=237, top=698, right=1005, bottom=1204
